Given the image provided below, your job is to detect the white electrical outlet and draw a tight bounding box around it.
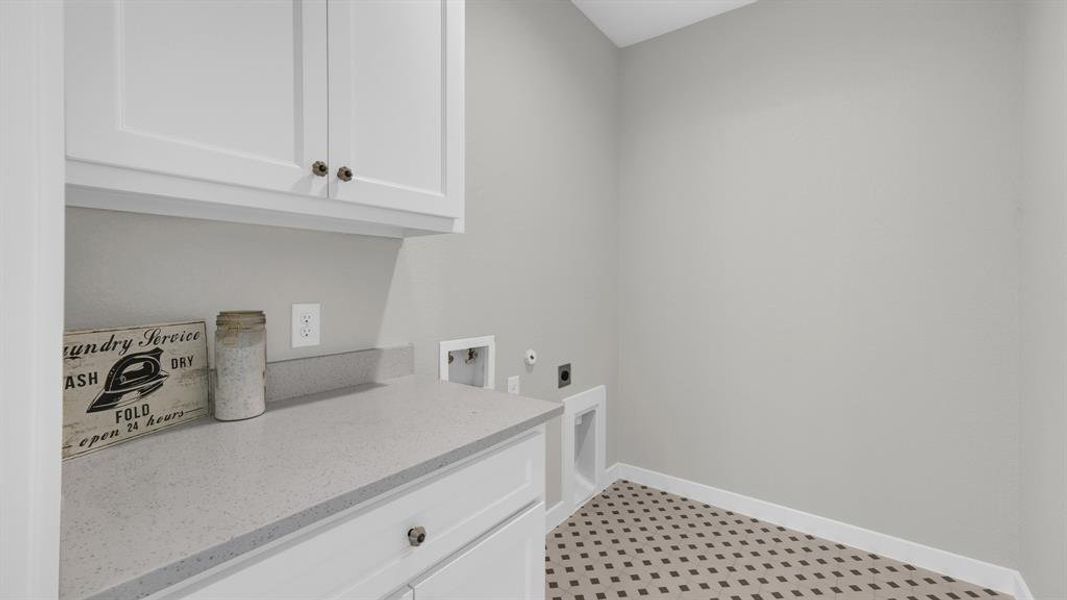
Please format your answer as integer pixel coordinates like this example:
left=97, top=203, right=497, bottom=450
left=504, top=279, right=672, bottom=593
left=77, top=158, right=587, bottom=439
left=507, top=375, right=520, bottom=395
left=291, top=303, right=321, bottom=347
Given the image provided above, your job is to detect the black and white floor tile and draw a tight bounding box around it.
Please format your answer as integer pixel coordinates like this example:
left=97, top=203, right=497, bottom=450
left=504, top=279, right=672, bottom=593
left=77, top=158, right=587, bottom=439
left=545, top=481, right=1011, bottom=600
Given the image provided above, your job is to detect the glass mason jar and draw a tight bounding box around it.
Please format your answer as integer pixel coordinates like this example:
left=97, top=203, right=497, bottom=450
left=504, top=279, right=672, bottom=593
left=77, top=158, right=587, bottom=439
left=214, top=310, right=266, bottom=421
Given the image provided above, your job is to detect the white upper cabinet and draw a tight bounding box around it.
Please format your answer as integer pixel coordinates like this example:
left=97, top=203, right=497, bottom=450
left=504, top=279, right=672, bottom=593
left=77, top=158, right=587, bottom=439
left=328, top=0, right=464, bottom=219
left=65, top=0, right=464, bottom=237
left=66, top=1, right=328, bottom=197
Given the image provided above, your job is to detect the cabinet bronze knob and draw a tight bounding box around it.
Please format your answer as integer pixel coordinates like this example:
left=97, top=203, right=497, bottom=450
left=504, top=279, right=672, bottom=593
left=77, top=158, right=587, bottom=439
left=408, top=526, right=427, bottom=547
left=337, top=166, right=353, bottom=182
left=311, top=161, right=328, bottom=177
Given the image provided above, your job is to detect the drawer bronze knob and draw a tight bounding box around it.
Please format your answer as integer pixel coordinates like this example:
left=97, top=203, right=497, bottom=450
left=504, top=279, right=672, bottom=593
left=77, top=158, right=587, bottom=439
left=408, top=526, right=427, bottom=547
left=337, top=166, right=353, bottom=182
left=311, top=161, right=328, bottom=177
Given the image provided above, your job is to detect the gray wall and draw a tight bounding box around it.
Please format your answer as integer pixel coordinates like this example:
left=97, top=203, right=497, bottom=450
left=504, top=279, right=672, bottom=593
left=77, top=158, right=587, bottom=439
left=65, top=0, right=620, bottom=506
left=1019, top=1, right=1066, bottom=597
left=617, top=0, right=1022, bottom=568
left=65, top=0, right=1059, bottom=578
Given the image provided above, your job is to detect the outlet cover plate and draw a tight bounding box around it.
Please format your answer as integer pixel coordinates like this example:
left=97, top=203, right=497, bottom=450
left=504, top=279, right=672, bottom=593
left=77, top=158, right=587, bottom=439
left=558, top=363, right=572, bottom=388
left=291, top=303, right=321, bottom=348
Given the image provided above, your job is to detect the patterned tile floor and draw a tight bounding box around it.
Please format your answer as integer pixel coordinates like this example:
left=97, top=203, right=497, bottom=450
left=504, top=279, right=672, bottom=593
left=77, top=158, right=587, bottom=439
left=545, top=480, right=1011, bottom=600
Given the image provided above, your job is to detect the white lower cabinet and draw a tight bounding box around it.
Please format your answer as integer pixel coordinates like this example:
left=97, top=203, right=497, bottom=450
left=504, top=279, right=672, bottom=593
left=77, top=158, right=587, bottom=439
left=411, top=505, right=545, bottom=600
left=152, top=429, right=545, bottom=600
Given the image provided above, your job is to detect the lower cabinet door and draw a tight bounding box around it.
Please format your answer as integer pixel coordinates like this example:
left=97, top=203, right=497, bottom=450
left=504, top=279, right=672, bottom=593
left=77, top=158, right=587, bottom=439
left=412, top=504, right=545, bottom=600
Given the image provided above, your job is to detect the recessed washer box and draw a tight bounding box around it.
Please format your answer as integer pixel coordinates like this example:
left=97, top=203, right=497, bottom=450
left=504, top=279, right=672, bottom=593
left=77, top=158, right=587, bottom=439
left=438, top=335, right=496, bottom=390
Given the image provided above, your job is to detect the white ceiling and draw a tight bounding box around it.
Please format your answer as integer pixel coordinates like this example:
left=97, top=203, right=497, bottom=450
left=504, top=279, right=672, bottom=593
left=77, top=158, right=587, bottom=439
left=571, top=0, right=757, bottom=48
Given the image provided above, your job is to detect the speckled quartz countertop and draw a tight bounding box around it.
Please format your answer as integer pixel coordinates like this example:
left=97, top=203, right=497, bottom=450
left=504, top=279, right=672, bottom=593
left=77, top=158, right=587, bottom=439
left=60, top=375, right=562, bottom=600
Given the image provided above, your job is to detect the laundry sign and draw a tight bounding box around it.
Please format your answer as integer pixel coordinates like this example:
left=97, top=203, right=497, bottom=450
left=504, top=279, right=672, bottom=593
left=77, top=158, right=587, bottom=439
left=62, top=321, right=209, bottom=460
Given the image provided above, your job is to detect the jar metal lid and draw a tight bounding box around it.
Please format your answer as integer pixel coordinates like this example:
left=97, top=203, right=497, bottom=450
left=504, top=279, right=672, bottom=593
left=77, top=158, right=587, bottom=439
left=216, top=310, right=266, bottom=327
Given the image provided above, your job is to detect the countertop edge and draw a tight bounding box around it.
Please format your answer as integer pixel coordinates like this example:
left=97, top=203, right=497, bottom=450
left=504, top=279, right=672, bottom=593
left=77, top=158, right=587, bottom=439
left=85, top=403, right=563, bottom=600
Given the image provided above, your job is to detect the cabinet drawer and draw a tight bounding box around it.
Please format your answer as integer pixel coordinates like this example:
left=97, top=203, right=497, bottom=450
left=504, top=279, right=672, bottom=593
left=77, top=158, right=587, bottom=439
left=169, top=430, right=544, bottom=600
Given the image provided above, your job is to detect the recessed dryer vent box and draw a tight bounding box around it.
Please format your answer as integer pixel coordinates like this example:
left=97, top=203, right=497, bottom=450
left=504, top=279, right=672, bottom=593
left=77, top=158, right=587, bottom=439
left=562, top=385, right=607, bottom=511
left=438, top=335, right=496, bottom=390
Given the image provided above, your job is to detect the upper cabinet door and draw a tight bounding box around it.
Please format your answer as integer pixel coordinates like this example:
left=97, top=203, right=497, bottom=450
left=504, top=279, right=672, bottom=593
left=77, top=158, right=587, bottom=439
left=328, top=0, right=465, bottom=218
left=65, top=0, right=328, bottom=197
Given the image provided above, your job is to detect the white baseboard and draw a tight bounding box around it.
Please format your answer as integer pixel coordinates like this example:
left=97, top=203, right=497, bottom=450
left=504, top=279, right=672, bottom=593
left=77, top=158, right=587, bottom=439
left=546, top=474, right=615, bottom=535
left=606, top=463, right=1032, bottom=600
left=1011, top=573, right=1035, bottom=600
left=545, top=501, right=569, bottom=534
